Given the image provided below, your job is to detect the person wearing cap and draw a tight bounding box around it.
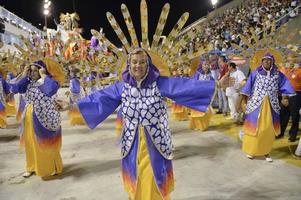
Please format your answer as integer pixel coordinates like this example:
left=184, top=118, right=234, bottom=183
left=278, top=54, right=301, bottom=142
left=238, top=53, right=295, bottom=162
left=189, top=60, right=215, bottom=131
left=9, top=60, right=64, bottom=178
left=56, top=48, right=216, bottom=200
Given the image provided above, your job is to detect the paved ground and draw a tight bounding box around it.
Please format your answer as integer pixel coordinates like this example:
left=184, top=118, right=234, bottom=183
left=1, top=91, right=301, bottom=200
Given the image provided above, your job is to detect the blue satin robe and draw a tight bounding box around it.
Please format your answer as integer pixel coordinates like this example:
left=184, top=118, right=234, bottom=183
left=77, top=76, right=216, bottom=197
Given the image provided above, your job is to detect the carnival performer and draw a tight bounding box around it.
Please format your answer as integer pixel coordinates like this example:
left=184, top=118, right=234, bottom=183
left=67, top=67, right=86, bottom=126
left=0, top=69, right=10, bottom=128
left=56, top=48, right=216, bottom=200
left=86, top=71, right=98, bottom=95
left=15, top=63, right=26, bottom=122
left=239, top=53, right=295, bottom=162
left=10, top=60, right=64, bottom=178
left=189, top=61, right=214, bottom=131
left=6, top=72, right=17, bottom=116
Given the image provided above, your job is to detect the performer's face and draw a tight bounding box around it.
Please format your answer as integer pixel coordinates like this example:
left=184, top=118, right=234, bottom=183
left=203, top=64, right=209, bottom=73
left=130, top=52, right=148, bottom=81
left=30, top=65, right=41, bottom=81
left=262, top=58, right=272, bottom=70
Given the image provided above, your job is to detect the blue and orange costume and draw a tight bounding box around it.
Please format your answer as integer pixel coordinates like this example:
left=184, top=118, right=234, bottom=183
left=241, top=53, right=295, bottom=156
left=10, top=60, right=64, bottom=177
left=77, top=49, right=216, bottom=199
left=0, top=72, right=10, bottom=128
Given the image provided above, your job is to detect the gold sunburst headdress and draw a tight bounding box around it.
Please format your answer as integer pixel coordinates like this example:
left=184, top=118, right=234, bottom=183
left=78, top=0, right=199, bottom=88
left=11, top=35, right=66, bottom=85
left=231, top=23, right=300, bottom=70
left=88, top=0, right=197, bottom=79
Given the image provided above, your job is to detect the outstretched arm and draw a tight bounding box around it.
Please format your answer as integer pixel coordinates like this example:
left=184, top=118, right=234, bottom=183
left=157, top=76, right=216, bottom=112
left=77, top=81, right=123, bottom=129
left=9, top=76, right=30, bottom=94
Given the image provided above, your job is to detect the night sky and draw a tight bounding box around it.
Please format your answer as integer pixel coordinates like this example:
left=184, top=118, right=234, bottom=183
left=1, top=0, right=232, bottom=45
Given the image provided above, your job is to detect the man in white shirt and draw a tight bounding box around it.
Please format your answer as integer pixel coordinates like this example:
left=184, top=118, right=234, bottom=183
left=225, top=62, right=246, bottom=120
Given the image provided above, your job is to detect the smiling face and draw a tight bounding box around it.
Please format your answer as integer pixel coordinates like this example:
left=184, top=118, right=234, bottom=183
left=130, top=51, right=148, bottom=81
left=262, top=58, right=273, bottom=70
left=30, top=65, right=41, bottom=81
left=202, top=63, right=210, bottom=73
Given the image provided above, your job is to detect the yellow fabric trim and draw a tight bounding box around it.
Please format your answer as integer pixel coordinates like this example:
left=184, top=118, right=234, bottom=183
left=171, top=106, right=188, bottom=121
left=0, top=117, right=7, bottom=128
left=6, top=102, right=16, bottom=116
left=133, top=127, right=168, bottom=200
left=24, top=105, right=63, bottom=177
left=189, top=108, right=212, bottom=131
left=242, top=96, right=275, bottom=156
left=68, top=108, right=86, bottom=126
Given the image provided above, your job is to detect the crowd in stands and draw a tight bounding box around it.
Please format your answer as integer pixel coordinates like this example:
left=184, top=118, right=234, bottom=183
left=183, top=0, right=300, bottom=54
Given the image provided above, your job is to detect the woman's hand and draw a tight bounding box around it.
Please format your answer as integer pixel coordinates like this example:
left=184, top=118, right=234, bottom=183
left=39, top=68, right=47, bottom=79
left=23, top=65, right=30, bottom=77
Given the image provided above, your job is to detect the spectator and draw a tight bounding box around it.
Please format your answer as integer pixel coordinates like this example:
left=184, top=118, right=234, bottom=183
left=217, top=56, right=229, bottom=115
left=278, top=54, right=301, bottom=141
left=225, top=62, right=246, bottom=120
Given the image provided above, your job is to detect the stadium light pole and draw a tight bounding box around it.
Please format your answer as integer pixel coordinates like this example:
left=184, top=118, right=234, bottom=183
left=211, top=0, right=218, bottom=9
left=43, top=0, right=51, bottom=30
